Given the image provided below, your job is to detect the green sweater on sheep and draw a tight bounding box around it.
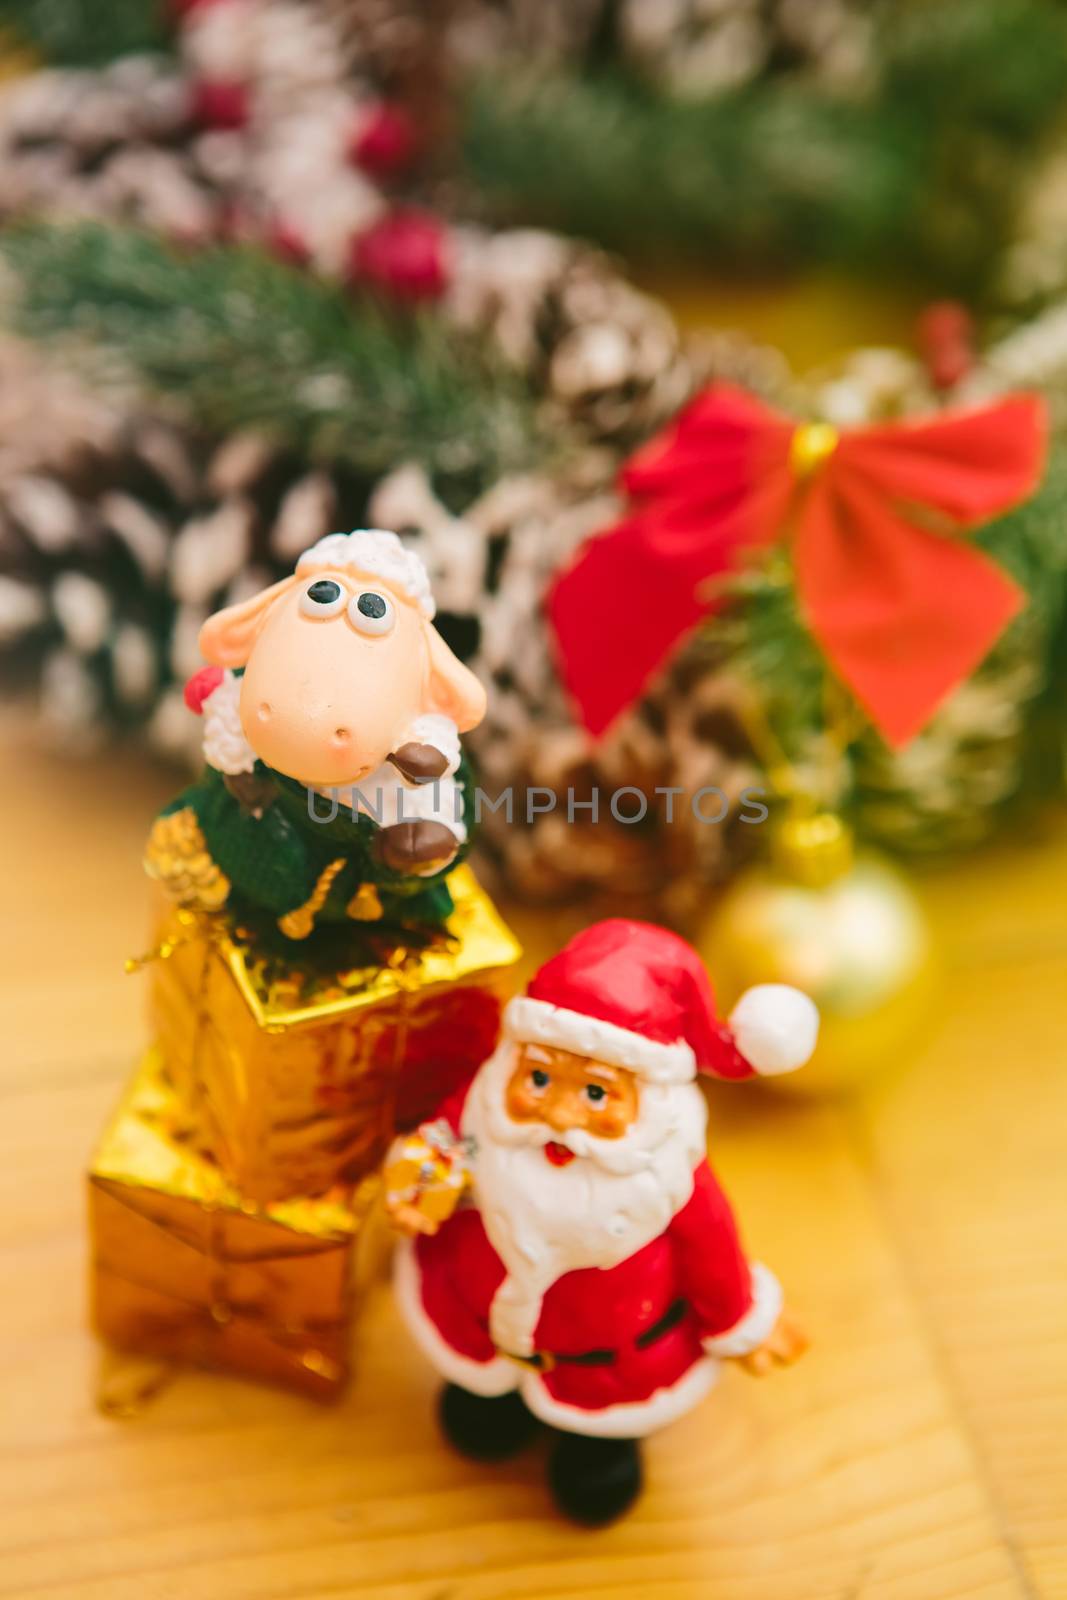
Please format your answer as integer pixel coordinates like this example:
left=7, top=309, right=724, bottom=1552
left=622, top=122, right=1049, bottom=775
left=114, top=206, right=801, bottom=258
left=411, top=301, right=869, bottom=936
left=152, top=755, right=476, bottom=948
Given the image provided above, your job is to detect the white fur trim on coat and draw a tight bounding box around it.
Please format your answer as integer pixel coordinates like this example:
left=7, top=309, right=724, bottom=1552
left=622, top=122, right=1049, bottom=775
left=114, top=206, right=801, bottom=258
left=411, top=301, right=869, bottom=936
left=503, top=997, right=696, bottom=1084
left=297, top=528, right=434, bottom=618
left=729, top=985, right=819, bottom=1077
left=520, top=1354, right=719, bottom=1439
left=701, top=1262, right=782, bottom=1358
left=201, top=669, right=256, bottom=775
left=394, top=1238, right=721, bottom=1438
left=393, top=1239, right=518, bottom=1397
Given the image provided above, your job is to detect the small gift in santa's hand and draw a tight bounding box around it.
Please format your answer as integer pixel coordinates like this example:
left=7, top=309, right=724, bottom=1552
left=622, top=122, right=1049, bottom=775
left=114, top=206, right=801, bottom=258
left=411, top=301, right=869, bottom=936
left=383, top=1119, right=474, bottom=1234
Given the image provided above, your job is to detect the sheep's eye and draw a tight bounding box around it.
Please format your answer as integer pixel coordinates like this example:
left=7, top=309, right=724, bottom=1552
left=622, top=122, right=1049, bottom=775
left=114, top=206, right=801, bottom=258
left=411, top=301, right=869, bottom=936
left=348, top=590, right=394, bottom=636
left=299, top=578, right=345, bottom=619
left=584, top=1083, right=607, bottom=1104
left=530, top=1068, right=550, bottom=1090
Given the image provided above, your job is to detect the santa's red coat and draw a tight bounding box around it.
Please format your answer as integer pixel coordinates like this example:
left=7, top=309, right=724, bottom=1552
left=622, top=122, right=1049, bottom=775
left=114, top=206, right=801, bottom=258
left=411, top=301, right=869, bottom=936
left=394, top=1082, right=781, bottom=1438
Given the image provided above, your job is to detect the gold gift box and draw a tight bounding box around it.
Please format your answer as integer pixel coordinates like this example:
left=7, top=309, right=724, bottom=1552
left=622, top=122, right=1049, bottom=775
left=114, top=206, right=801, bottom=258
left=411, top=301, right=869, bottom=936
left=146, top=865, right=521, bottom=1205
left=89, top=1048, right=377, bottom=1399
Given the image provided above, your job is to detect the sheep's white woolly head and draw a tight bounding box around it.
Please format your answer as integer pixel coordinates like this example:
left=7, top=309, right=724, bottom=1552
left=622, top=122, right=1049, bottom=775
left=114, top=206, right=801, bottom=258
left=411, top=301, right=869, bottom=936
left=296, top=529, right=434, bottom=619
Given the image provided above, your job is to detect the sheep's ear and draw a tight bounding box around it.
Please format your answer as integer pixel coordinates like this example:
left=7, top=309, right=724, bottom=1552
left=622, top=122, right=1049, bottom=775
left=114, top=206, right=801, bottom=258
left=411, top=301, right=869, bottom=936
left=425, top=624, right=487, bottom=732
left=199, top=576, right=296, bottom=667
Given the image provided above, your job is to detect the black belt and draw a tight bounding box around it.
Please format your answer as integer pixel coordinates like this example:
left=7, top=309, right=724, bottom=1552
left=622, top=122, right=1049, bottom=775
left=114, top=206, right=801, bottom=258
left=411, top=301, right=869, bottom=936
left=501, top=1298, right=687, bottom=1372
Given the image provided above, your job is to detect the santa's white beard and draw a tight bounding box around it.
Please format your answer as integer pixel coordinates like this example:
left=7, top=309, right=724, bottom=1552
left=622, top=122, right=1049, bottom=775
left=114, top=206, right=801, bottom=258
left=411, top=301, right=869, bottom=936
left=460, top=1043, right=708, bottom=1357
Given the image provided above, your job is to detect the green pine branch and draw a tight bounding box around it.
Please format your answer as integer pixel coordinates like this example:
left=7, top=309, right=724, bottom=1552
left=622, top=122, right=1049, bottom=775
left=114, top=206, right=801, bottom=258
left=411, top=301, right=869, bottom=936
left=881, top=0, right=1067, bottom=140
left=0, top=223, right=547, bottom=493
left=458, top=0, right=1067, bottom=288
left=976, top=448, right=1067, bottom=641
left=0, top=0, right=170, bottom=65
left=461, top=73, right=918, bottom=272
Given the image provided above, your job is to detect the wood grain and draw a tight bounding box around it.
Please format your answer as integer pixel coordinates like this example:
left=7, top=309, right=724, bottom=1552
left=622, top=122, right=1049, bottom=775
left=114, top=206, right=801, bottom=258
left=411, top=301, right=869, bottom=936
left=1, top=711, right=1064, bottom=1600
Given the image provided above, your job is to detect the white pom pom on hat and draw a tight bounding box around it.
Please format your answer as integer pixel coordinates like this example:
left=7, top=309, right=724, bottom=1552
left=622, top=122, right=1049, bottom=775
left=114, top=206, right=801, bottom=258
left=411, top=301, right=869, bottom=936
left=502, top=920, right=819, bottom=1085
left=728, top=984, right=820, bottom=1077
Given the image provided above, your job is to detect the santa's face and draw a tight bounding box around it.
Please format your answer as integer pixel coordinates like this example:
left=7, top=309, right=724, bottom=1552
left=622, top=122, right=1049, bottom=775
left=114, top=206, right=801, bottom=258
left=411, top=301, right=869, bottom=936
left=461, top=1039, right=709, bottom=1356
left=504, top=1043, right=639, bottom=1160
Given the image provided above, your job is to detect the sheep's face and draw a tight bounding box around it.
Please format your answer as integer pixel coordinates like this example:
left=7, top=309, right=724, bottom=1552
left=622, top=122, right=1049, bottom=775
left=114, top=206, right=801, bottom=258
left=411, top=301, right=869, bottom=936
left=199, top=565, right=486, bottom=787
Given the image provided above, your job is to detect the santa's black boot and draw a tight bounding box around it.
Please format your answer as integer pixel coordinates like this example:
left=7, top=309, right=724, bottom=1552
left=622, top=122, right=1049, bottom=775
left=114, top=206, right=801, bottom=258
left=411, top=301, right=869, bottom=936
left=438, top=1384, right=538, bottom=1461
left=548, top=1432, right=643, bottom=1525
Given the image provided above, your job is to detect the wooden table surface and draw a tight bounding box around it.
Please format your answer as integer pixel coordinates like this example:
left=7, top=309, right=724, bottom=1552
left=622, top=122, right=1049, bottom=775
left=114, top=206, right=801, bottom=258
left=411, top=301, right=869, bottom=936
left=1, top=711, right=1065, bottom=1600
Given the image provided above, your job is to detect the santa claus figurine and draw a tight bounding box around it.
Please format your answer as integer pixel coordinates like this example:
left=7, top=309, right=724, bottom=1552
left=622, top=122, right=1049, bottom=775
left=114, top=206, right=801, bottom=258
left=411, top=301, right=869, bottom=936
left=386, top=919, right=818, bottom=1524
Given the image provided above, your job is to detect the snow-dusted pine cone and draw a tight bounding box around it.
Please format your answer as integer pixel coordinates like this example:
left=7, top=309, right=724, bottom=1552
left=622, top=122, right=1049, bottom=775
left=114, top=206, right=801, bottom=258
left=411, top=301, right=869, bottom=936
left=323, top=0, right=606, bottom=77
left=316, top=0, right=437, bottom=80
left=449, top=229, right=693, bottom=444
left=961, top=306, right=1067, bottom=433
left=444, top=0, right=608, bottom=73
left=471, top=646, right=761, bottom=914
left=852, top=631, right=1045, bottom=856
left=0, top=420, right=200, bottom=751
left=0, top=54, right=223, bottom=240
left=0, top=3, right=389, bottom=274
left=0, top=343, right=361, bottom=761
left=181, top=0, right=388, bottom=274
left=617, top=0, right=879, bottom=98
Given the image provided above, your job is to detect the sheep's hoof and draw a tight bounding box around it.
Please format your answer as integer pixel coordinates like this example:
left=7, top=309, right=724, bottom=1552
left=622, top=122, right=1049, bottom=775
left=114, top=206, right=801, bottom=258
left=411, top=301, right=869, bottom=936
left=387, top=742, right=450, bottom=783
left=374, top=821, right=458, bottom=875
left=224, top=771, right=277, bottom=816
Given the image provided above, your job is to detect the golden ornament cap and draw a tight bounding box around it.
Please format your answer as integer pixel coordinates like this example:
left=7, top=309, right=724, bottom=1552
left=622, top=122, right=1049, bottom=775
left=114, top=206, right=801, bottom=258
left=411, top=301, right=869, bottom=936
left=771, top=811, right=854, bottom=888
left=697, top=844, right=937, bottom=1097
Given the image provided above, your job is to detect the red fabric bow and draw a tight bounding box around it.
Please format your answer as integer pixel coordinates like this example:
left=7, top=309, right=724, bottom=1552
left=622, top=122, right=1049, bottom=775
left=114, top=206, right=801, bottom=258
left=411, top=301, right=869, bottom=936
left=548, top=385, right=1046, bottom=748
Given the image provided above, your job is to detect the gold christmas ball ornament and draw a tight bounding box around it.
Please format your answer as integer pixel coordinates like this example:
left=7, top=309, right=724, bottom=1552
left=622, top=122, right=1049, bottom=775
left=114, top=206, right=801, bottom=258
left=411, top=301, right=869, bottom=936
left=698, top=813, right=937, bottom=1097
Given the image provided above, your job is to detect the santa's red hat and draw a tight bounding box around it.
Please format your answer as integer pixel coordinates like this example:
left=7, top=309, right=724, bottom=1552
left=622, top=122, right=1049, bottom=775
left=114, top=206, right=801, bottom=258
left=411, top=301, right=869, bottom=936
left=504, top=920, right=818, bottom=1085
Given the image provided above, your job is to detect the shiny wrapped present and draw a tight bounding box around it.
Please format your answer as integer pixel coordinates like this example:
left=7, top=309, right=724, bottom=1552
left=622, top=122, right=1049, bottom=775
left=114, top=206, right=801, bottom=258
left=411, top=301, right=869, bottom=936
left=89, top=1048, right=377, bottom=1399
left=145, top=865, right=521, bottom=1205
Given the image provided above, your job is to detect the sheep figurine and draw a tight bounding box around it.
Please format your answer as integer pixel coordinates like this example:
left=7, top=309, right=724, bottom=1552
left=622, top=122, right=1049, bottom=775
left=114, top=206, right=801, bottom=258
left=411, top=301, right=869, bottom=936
left=144, top=529, right=487, bottom=942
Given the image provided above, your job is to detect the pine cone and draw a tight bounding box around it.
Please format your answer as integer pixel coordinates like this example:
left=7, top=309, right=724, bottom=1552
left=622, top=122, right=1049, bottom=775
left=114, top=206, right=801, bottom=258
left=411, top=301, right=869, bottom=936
left=449, top=229, right=692, bottom=444
left=330, top=0, right=606, bottom=80
left=446, top=0, right=607, bottom=72
left=852, top=622, right=1045, bottom=856
left=317, top=0, right=433, bottom=81
left=0, top=6, right=387, bottom=272
left=617, top=0, right=878, bottom=98
left=0, top=343, right=364, bottom=763
left=472, top=657, right=760, bottom=913
left=0, top=56, right=224, bottom=238
left=995, top=145, right=1067, bottom=311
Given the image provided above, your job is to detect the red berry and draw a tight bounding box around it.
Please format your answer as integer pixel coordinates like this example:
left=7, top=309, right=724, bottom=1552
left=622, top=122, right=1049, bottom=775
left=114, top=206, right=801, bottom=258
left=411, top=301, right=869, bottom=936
left=918, top=300, right=972, bottom=345
left=184, top=666, right=225, bottom=714
left=917, top=300, right=975, bottom=389
left=348, top=102, right=419, bottom=178
left=170, top=0, right=238, bottom=18
left=348, top=209, right=450, bottom=303
left=189, top=77, right=250, bottom=132
left=929, top=342, right=973, bottom=390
